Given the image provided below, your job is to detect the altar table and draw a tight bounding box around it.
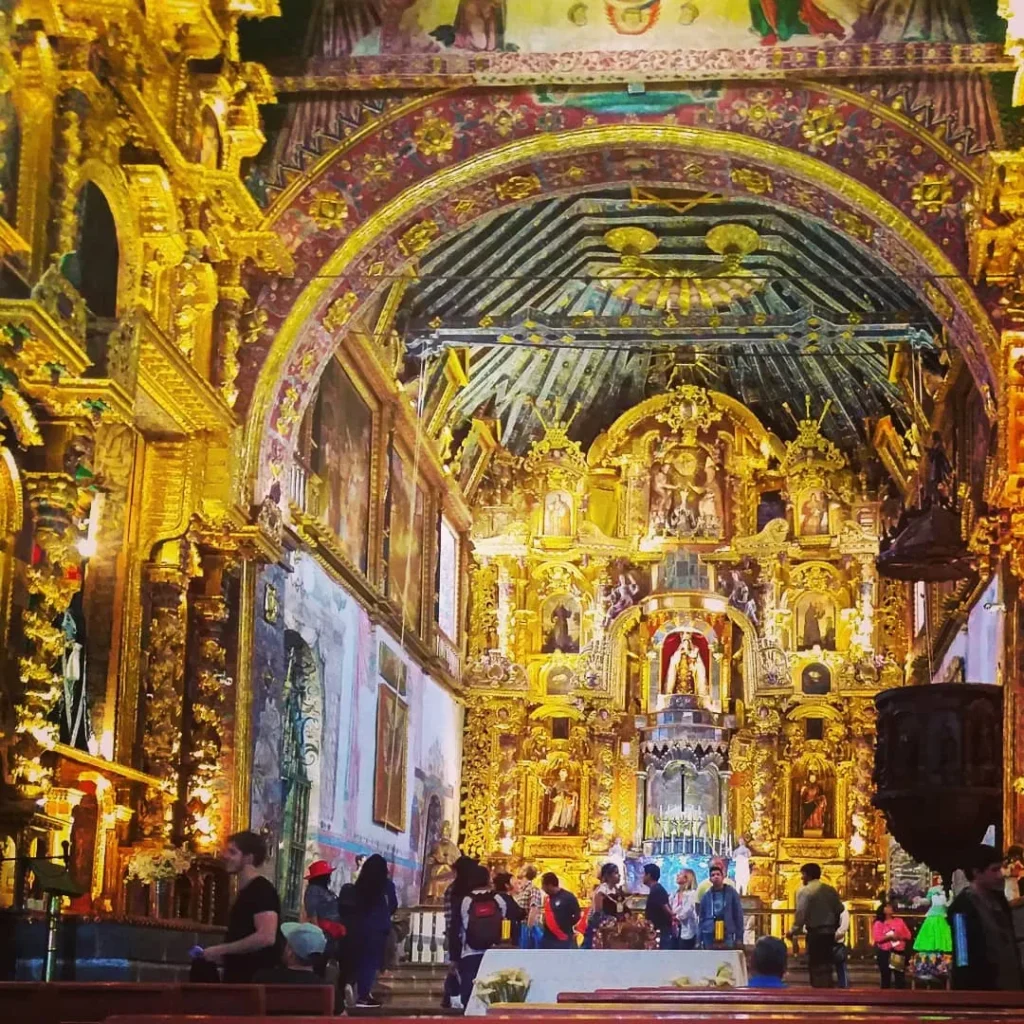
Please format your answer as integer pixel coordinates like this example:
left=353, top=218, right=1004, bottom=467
left=463, top=948, right=748, bottom=1015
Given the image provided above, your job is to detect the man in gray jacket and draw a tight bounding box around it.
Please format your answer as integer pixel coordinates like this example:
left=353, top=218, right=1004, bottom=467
left=790, top=862, right=844, bottom=988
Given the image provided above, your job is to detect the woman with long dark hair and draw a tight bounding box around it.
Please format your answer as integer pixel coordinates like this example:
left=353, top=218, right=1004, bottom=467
left=441, top=855, right=479, bottom=1008
left=349, top=854, right=398, bottom=1008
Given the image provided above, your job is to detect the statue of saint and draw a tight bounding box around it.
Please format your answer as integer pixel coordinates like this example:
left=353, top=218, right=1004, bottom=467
left=665, top=632, right=708, bottom=700
left=604, top=572, right=640, bottom=628
left=422, top=820, right=461, bottom=905
left=544, top=491, right=573, bottom=537
left=800, top=772, right=828, bottom=834
left=54, top=600, right=90, bottom=751
left=546, top=768, right=580, bottom=832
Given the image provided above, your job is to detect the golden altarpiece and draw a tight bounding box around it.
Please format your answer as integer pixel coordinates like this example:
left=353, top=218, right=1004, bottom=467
left=460, top=386, right=902, bottom=905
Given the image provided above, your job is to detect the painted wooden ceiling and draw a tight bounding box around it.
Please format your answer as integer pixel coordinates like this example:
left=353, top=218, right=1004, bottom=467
left=399, top=189, right=942, bottom=454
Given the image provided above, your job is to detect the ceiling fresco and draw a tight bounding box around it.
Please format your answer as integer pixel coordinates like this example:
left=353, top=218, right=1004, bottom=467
left=252, top=0, right=1012, bottom=88
left=398, top=189, right=941, bottom=452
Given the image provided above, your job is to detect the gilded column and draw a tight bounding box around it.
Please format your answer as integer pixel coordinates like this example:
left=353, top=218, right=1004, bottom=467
left=137, top=559, right=188, bottom=841
left=213, top=262, right=247, bottom=409
left=13, top=470, right=84, bottom=789
left=183, top=549, right=233, bottom=853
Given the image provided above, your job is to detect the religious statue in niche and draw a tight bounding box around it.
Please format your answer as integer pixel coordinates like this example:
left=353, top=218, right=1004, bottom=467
left=543, top=490, right=573, bottom=537
left=796, top=770, right=830, bottom=837
left=648, top=448, right=722, bottom=540
left=603, top=558, right=652, bottom=628
left=796, top=594, right=837, bottom=650
left=542, top=594, right=580, bottom=653
left=798, top=489, right=830, bottom=536
left=52, top=594, right=90, bottom=752
left=662, top=630, right=710, bottom=702
left=801, top=662, right=832, bottom=695
left=422, top=820, right=461, bottom=904
left=545, top=767, right=580, bottom=833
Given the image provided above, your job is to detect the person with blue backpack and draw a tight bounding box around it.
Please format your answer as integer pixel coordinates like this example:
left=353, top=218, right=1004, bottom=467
left=459, top=864, right=506, bottom=1005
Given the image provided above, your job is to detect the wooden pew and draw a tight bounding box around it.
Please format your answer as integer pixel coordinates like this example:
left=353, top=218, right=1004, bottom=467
left=255, top=985, right=335, bottom=1016
left=0, top=981, right=334, bottom=1024
left=560, top=987, right=1024, bottom=1008
left=102, top=1015, right=1024, bottom=1024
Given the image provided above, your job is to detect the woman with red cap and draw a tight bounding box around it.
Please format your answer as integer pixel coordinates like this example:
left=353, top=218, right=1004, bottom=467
left=303, top=860, right=345, bottom=976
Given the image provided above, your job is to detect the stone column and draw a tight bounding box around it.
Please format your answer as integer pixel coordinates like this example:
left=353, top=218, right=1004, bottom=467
left=137, top=561, right=188, bottom=842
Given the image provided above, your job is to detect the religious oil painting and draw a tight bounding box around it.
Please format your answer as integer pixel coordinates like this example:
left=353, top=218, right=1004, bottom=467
left=387, top=449, right=424, bottom=630
left=542, top=489, right=574, bottom=537
left=313, top=358, right=372, bottom=574
left=648, top=448, right=722, bottom=541
left=541, top=593, right=581, bottom=654
left=437, top=516, right=460, bottom=641
left=373, top=684, right=409, bottom=832
left=379, top=641, right=408, bottom=697
left=796, top=487, right=830, bottom=537
left=795, top=593, right=837, bottom=650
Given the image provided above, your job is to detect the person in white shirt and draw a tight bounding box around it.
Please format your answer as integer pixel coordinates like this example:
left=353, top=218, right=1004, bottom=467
left=834, top=904, right=851, bottom=988
left=670, top=869, right=699, bottom=949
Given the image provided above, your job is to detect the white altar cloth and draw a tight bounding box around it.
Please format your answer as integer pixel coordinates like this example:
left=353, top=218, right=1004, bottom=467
left=464, top=948, right=748, bottom=1015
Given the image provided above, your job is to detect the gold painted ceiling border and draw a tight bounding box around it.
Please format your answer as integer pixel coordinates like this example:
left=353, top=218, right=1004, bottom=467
left=272, top=41, right=1013, bottom=93
left=246, top=123, right=998, bottom=496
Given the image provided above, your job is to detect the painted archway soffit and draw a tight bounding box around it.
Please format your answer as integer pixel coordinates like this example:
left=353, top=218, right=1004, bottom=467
left=242, top=123, right=997, bottom=497
left=241, top=85, right=987, bottom=426
left=258, top=80, right=980, bottom=226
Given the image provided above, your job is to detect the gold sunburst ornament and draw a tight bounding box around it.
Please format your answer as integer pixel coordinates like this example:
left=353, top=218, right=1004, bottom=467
left=597, top=222, right=764, bottom=312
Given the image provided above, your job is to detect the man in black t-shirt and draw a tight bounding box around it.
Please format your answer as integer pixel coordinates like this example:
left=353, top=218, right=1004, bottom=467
left=199, top=831, right=283, bottom=982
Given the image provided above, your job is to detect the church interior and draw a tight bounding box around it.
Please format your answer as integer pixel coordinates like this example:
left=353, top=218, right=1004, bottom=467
left=1, top=0, right=1024, bottom=997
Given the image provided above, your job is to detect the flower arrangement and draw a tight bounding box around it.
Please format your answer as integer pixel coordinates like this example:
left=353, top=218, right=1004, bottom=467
left=472, top=967, right=531, bottom=1006
left=125, top=846, right=193, bottom=883
left=672, top=963, right=736, bottom=988
left=593, top=914, right=658, bottom=950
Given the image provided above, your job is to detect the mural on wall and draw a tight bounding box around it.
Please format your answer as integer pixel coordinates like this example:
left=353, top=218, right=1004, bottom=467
left=251, top=559, right=463, bottom=904
left=374, top=683, right=410, bottom=832
left=387, top=448, right=424, bottom=629
left=313, top=358, right=372, bottom=573
left=374, top=0, right=1002, bottom=54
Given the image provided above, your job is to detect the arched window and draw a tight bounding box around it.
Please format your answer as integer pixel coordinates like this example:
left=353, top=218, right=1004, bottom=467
left=74, top=182, right=119, bottom=318
left=277, top=631, right=321, bottom=919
